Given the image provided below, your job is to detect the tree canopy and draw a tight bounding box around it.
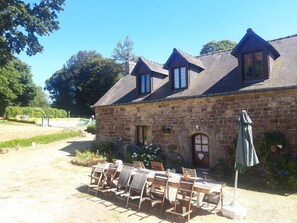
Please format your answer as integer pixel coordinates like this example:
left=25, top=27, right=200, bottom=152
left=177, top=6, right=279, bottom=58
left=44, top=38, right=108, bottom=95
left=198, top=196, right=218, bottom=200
left=0, top=0, right=65, bottom=65
left=200, top=40, right=237, bottom=55
left=45, top=51, right=121, bottom=115
left=28, top=86, right=50, bottom=108
left=0, top=58, right=37, bottom=115
left=112, top=36, right=136, bottom=63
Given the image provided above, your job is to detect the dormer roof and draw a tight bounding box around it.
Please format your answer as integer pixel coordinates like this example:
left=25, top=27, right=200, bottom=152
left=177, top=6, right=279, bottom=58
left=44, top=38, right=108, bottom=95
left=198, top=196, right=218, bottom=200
left=163, top=48, right=204, bottom=70
left=131, top=57, right=167, bottom=76
left=231, top=28, right=280, bottom=59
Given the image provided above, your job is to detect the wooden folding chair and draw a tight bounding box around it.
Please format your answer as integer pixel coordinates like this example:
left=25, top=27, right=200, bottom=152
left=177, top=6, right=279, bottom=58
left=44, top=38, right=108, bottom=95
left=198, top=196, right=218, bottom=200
left=150, top=161, right=165, bottom=171
left=142, top=173, right=169, bottom=216
left=166, top=177, right=196, bottom=222
left=182, top=167, right=197, bottom=177
left=121, top=170, right=149, bottom=211
left=90, top=164, right=118, bottom=196
left=88, top=163, right=109, bottom=195
left=109, top=165, right=134, bottom=197
left=202, top=172, right=223, bottom=211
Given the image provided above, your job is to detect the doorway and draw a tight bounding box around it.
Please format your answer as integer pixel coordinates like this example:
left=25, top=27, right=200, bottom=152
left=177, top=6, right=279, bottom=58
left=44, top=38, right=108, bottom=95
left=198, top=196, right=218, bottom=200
left=192, top=133, right=209, bottom=168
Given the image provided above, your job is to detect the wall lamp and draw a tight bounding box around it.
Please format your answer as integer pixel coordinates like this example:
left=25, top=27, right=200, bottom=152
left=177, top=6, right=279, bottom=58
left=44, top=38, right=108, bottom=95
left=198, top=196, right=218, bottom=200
left=162, top=125, right=172, bottom=133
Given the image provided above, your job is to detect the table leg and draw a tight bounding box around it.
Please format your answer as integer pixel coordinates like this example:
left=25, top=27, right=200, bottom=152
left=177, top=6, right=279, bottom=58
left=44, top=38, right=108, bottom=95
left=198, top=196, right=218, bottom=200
left=196, top=192, right=201, bottom=207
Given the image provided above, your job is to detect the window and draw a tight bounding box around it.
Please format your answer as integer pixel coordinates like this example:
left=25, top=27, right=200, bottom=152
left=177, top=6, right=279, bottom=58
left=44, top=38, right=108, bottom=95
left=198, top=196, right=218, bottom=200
left=243, top=51, right=264, bottom=81
left=136, top=126, right=147, bottom=146
left=140, top=73, right=150, bottom=94
left=173, top=67, right=187, bottom=90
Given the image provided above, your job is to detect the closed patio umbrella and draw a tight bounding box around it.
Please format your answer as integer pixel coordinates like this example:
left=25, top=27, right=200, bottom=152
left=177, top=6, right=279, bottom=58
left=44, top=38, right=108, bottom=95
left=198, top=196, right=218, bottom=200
left=222, top=110, right=259, bottom=219
left=234, top=110, right=259, bottom=173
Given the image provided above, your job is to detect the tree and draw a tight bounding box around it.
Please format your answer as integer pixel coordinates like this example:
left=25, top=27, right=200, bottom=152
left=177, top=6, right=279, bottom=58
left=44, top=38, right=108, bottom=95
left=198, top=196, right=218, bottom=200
left=111, top=36, right=137, bottom=73
left=200, top=40, right=237, bottom=55
left=45, top=51, right=121, bottom=115
left=29, top=86, right=50, bottom=108
left=0, top=58, right=37, bottom=115
left=0, top=0, right=65, bottom=65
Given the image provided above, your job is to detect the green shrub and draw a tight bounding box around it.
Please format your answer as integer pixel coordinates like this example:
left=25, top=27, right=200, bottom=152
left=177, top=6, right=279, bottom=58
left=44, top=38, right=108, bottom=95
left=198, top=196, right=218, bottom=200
left=166, top=152, right=183, bottom=172
left=264, top=154, right=297, bottom=189
left=124, top=144, right=167, bottom=168
left=252, top=131, right=297, bottom=190
left=7, top=118, right=36, bottom=125
left=5, top=106, right=67, bottom=119
left=86, top=124, right=96, bottom=134
left=71, top=149, right=106, bottom=167
left=91, top=141, right=116, bottom=161
left=0, top=131, right=83, bottom=149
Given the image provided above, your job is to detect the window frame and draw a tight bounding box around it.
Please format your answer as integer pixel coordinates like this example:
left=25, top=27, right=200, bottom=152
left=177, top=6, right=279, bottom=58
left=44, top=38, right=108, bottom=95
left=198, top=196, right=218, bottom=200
left=242, top=50, right=266, bottom=82
left=172, top=66, right=187, bottom=90
left=139, top=73, right=151, bottom=95
left=136, top=125, right=148, bottom=146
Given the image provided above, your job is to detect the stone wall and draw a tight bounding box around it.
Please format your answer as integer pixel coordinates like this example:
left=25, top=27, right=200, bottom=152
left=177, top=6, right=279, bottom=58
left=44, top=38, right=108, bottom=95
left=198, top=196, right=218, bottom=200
left=95, top=89, right=297, bottom=167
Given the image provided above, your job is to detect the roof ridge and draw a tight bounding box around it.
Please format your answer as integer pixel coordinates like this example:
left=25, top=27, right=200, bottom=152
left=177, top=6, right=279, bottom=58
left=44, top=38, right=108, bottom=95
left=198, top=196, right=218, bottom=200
left=268, top=33, right=297, bottom=42
left=175, top=48, right=199, bottom=60
left=198, top=33, right=297, bottom=58
left=197, top=48, right=233, bottom=58
left=140, top=56, right=164, bottom=67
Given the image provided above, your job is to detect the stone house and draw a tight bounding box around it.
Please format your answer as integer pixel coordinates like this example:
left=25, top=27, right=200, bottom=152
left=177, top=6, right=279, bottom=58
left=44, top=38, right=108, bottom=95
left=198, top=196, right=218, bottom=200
left=93, top=29, right=297, bottom=169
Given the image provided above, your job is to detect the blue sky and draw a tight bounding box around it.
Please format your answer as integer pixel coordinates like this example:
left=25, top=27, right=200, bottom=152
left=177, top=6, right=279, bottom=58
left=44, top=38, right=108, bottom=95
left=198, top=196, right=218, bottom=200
left=18, top=0, right=297, bottom=88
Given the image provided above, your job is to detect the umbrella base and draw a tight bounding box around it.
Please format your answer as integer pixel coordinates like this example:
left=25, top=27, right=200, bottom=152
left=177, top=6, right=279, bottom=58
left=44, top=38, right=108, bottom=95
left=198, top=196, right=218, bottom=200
left=221, top=203, right=247, bottom=219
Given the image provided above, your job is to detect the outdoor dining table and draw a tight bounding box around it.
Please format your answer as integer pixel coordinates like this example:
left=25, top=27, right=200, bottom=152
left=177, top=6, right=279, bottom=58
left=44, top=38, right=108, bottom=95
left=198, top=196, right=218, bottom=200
left=145, top=170, right=226, bottom=207
left=98, top=163, right=226, bottom=208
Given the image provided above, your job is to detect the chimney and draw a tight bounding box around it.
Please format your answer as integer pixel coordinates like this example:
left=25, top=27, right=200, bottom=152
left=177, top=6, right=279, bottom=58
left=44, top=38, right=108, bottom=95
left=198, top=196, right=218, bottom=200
left=123, top=60, right=136, bottom=76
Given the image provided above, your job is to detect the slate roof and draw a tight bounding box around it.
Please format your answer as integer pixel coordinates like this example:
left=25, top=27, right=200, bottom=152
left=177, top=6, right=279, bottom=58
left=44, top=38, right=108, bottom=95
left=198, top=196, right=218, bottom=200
left=94, top=33, right=297, bottom=107
left=163, top=48, right=205, bottom=70
left=131, top=57, right=167, bottom=76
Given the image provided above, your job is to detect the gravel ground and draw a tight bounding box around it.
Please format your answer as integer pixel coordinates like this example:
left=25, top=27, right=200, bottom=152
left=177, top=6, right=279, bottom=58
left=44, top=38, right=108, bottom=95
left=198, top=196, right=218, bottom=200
left=0, top=127, right=296, bottom=223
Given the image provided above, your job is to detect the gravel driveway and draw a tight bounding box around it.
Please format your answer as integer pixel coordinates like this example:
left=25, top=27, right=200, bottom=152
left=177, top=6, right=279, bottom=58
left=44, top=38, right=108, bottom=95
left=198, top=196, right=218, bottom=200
left=0, top=133, right=296, bottom=223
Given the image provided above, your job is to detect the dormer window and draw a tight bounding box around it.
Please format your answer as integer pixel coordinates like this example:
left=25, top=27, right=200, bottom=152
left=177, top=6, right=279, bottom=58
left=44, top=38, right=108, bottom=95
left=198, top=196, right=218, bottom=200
left=243, top=51, right=264, bottom=81
left=140, top=73, right=151, bottom=94
left=173, top=67, right=187, bottom=89
left=163, top=48, right=204, bottom=92
left=131, top=57, right=168, bottom=96
left=231, top=28, right=280, bottom=83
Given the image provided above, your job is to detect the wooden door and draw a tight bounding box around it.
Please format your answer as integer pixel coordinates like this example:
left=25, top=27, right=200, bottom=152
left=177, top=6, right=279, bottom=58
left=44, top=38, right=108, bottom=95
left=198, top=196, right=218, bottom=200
left=192, top=134, right=209, bottom=168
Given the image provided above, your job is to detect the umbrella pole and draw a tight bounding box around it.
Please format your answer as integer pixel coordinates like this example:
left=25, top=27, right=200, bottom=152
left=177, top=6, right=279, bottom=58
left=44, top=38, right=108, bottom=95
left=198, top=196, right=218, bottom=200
left=231, top=170, right=238, bottom=207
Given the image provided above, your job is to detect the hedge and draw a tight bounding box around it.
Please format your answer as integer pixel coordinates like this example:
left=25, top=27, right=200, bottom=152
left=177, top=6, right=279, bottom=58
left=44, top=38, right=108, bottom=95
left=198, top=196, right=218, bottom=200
left=5, top=106, right=67, bottom=119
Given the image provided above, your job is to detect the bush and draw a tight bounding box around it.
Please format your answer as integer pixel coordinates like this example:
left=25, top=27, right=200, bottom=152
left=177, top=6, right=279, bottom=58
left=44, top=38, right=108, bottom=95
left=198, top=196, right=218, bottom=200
left=124, top=144, right=167, bottom=168
left=5, top=106, right=67, bottom=119
left=86, top=124, right=96, bottom=134
left=91, top=141, right=116, bottom=161
left=264, top=154, right=297, bottom=189
left=252, top=131, right=297, bottom=190
left=71, top=149, right=106, bottom=167
left=0, top=131, right=83, bottom=149
left=7, top=118, right=36, bottom=125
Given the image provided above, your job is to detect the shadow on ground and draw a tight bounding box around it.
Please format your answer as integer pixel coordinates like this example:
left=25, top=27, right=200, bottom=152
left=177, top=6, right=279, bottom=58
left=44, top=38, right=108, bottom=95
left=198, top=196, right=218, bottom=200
left=59, top=135, right=95, bottom=156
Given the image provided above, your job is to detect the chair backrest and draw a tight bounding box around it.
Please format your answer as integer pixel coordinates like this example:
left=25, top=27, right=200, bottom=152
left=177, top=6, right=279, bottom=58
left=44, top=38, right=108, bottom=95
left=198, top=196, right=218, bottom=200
left=174, top=176, right=196, bottom=211
left=150, top=161, right=165, bottom=171
left=182, top=167, right=197, bottom=178
left=117, top=165, right=134, bottom=190
left=150, top=173, right=169, bottom=197
left=92, top=163, right=109, bottom=177
left=105, top=164, right=118, bottom=178
left=133, top=161, right=146, bottom=169
left=129, top=170, right=149, bottom=196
